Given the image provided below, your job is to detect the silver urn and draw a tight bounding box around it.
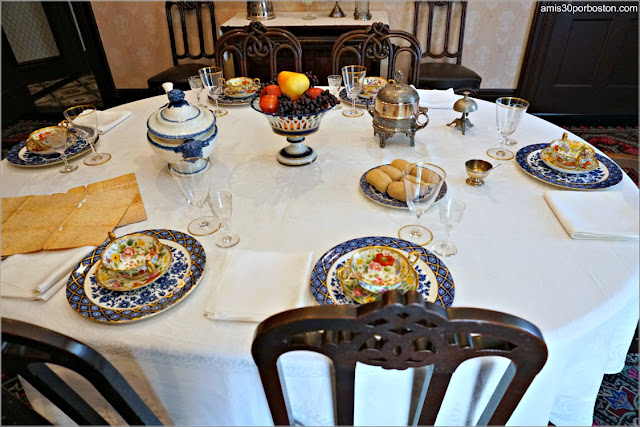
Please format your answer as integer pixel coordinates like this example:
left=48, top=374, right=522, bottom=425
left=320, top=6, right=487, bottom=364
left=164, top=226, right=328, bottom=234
left=367, top=71, right=429, bottom=148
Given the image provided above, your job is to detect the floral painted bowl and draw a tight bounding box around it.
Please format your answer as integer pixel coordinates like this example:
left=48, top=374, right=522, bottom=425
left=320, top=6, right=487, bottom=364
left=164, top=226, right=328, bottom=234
left=361, top=76, right=392, bottom=99
left=95, top=243, right=172, bottom=291
left=340, top=265, right=419, bottom=304
left=101, top=232, right=162, bottom=272
left=222, top=77, right=261, bottom=98
left=337, top=246, right=420, bottom=294
left=25, top=126, right=64, bottom=155
left=548, top=133, right=596, bottom=169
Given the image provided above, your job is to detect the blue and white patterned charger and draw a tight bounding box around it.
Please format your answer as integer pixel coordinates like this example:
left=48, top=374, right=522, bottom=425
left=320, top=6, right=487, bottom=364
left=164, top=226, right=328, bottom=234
left=7, top=137, right=92, bottom=168
left=66, top=229, right=206, bottom=323
left=516, top=143, right=623, bottom=190
left=360, top=166, right=447, bottom=209
left=310, top=236, right=455, bottom=307
left=340, top=88, right=374, bottom=107
left=208, top=92, right=257, bottom=106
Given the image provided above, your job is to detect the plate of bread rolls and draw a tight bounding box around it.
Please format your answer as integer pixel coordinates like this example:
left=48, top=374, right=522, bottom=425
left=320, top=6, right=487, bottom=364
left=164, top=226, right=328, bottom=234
left=309, top=236, right=455, bottom=307
left=361, top=159, right=447, bottom=209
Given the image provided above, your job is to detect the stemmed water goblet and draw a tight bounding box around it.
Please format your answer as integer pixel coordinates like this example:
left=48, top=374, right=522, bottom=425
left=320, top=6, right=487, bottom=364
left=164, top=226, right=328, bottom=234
left=41, top=126, right=79, bottom=173
left=63, top=104, right=111, bottom=166
left=188, top=75, right=204, bottom=107
left=433, top=198, right=466, bottom=257
left=487, top=97, right=530, bottom=161
left=198, top=66, right=228, bottom=117
left=208, top=191, right=240, bottom=248
left=399, top=163, right=446, bottom=246
left=341, top=65, right=366, bottom=118
left=302, top=0, right=316, bottom=20
left=169, top=157, right=221, bottom=236
left=327, top=75, right=342, bottom=110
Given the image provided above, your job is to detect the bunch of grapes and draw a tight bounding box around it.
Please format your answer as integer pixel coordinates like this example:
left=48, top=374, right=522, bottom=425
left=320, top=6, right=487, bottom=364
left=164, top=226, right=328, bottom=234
left=304, top=71, right=320, bottom=87
left=275, top=90, right=339, bottom=116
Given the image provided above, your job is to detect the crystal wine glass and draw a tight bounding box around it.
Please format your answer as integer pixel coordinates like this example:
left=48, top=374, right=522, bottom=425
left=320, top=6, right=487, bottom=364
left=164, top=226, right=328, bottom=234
left=169, top=157, right=221, bottom=236
left=487, top=97, right=530, bottom=161
left=433, top=198, right=466, bottom=257
left=188, top=75, right=204, bottom=107
left=341, top=65, right=366, bottom=118
left=327, top=74, right=342, bottom=110
left=208, top=191, right=240, bottom=248
left=63, top=105, right=111, bottom=166
left=41, top=126, right=78, bottom=173
left=399, top=163, right=446, bottom=246
left=198, top=66, right=228, bottom=117
left=302, top=0, right=316, bottom=20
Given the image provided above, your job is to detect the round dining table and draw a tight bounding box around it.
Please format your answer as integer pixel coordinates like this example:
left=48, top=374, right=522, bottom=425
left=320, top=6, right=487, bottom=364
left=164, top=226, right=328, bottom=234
left=1, top=88, right=638, bottom=426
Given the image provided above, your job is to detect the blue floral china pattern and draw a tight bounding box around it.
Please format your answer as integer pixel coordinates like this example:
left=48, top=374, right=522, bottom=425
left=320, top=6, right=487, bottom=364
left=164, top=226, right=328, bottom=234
left=7, top=137, right=91, bottom=168
left=310, top=236, right=455, bottom=307
left=340, top=88, right=374, bottom=107
left=66, top=229, right=206, bottom=323
left=360, top=166, right=447, bottom=209
left=516, top=143, right=623, bottom=190
left=208, top=92, right=258, bottom=106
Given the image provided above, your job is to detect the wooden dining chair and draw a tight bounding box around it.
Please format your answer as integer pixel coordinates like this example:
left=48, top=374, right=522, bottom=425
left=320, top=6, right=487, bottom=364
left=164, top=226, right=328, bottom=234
left=413, top=1, right=482, bottom=95
left=1, top=318, right=162, bottom=425
left=252, top=290, right=548, bottom=425
left=214, top=21, right=302, bottom=83
left=147, top=1, right=217, bottom=92
left=331, top=22, right=423, bottom=86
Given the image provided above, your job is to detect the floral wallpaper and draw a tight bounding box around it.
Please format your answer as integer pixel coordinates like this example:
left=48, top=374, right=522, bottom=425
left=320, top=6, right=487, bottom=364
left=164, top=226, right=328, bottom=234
left=92, top=1, right=535, bottom=90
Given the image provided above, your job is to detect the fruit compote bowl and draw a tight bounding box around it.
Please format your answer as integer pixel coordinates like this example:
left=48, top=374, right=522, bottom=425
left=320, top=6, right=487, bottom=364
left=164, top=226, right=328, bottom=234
left=251, top=97, right=334, bottom=166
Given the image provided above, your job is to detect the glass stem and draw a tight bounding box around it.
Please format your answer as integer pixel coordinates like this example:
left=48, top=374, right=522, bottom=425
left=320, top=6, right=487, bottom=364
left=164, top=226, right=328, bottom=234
left=352, top=96, right=356, bottom=112
left=60, top=153, right=69, bottom=167
left=443, top=225, right=451, bottom=244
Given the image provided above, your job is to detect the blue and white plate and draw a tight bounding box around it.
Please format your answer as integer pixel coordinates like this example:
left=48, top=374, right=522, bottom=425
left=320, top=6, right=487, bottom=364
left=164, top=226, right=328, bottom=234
left=208, top=92, right=257, bottom=106
left=516, top=143, right=623, bottom=190
left=310, top=236, right=455, bottom=307
left=360, top=165, right=447, bottom=209
left=66, top=229, right=206, bottom=324
left=340, top=88, right=374, bottom=107
left=7, top=137, right=92, bottom=168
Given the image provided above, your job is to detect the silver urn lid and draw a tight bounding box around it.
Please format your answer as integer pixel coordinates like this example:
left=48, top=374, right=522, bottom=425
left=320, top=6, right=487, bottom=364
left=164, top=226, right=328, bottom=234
left=375, top=71, right=419, bottom=106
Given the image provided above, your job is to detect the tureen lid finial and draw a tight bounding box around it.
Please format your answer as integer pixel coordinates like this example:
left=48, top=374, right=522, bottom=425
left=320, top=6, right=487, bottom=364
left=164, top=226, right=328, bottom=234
left=168, top=89, right=186, bottom=104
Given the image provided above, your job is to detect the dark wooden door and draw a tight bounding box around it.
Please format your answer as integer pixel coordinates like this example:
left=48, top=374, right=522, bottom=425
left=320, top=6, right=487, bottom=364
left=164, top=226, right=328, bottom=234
left=519, top=1, right=638, bottom=117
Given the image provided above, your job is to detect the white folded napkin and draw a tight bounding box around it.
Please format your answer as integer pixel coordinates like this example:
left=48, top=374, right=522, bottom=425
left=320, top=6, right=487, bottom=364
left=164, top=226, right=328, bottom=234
left=543, top=191, right=639, bottom=241
left=75, top=110, right=131, bottom=134
left=414, top=87, right=456, bottom=109
left=204, top=249, right=314, bottom=322
left=1, top=246, right=95, bottom=301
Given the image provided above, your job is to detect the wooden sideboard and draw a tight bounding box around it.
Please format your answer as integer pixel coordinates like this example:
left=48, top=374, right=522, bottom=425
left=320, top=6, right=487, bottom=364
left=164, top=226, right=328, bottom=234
left=219, top=11, right=390, bottom=83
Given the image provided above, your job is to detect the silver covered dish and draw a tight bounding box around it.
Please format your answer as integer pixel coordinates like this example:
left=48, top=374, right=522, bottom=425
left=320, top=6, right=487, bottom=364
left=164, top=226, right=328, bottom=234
left=367, top=71, right=428, bottom=147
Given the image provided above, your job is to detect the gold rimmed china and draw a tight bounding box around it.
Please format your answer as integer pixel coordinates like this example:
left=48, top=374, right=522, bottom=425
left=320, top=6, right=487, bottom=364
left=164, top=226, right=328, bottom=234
left=221, top=77, right=261, bottom=98
left=95, top=243, right=172, bottom=291
left=540, top=147, right=599, bottom=174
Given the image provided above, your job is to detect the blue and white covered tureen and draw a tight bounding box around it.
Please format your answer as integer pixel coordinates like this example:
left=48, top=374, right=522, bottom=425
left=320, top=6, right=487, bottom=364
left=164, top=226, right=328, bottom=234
left=147, top=84, right=217, bottom=163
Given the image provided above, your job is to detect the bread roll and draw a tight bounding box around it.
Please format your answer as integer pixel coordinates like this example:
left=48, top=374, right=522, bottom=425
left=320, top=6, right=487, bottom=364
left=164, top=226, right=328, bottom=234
left=379, top=165, right=403, bottom=181
left=386, top=181, right=406, bottom=201
left=390, top=159, right=411, bottom=172
left=403, top=174, right=429, bottom=197
left=366, top=168, right=392, bottom=193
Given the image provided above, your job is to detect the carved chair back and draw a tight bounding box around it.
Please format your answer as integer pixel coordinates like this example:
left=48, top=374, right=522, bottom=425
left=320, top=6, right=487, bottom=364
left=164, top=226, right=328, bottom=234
left=166, top=1, right=217, bottom=65
left=252, top=290, right=548, bottom=425
left=215, top=21, right=302, bottom=81
left=413, top=1, right=467, bottom=64
left=331, top=22, right=423, bottom=86
left=1, top=318, right=161, bottom=425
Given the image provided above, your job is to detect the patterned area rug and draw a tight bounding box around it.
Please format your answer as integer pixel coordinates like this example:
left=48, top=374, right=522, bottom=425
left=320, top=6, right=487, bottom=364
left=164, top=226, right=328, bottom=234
left=29, top=74, right=102, bottom=108
left=593, top=352, right=639, bottom=426
left=563, top=126, right=639, bottom=186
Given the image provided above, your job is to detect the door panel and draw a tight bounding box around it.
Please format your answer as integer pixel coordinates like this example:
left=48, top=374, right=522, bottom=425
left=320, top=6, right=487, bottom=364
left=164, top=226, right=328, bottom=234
left=519, top=2, right=638, bottom=116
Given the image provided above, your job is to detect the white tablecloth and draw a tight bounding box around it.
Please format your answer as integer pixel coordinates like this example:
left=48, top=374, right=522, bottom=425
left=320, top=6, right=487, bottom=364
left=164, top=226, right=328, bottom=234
left=2, top=90, right=638, bottom=426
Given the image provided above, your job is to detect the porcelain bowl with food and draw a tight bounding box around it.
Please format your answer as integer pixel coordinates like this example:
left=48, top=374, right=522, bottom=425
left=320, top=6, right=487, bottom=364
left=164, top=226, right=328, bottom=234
left=26, top=126, right=67, bottom=155
left=96, top=243, right=172, bottom=291
left=222, top=77, right=261, bottom=98
left=549, top=132, right=596, bottom=169
left=337, top=246, right=421, bottom=293
left=361, top=76, right=391, bottom=99
left=101, top=232, right=163, bottom=272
